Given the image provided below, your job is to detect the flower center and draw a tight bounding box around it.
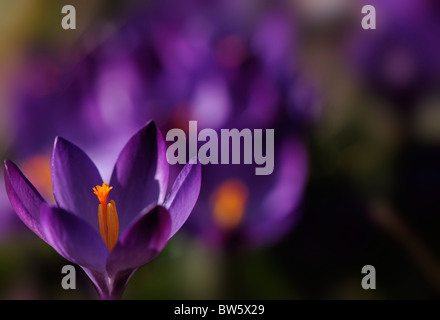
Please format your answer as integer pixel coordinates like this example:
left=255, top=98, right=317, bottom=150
left=93, top=183, right=119, bottom=252
left=211, top=179, right=249, bottom=230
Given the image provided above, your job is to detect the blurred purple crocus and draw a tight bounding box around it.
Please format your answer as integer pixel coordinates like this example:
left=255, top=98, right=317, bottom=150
left=4, top=121, right=201, bottom=299
left=348, top=0, right=440, bottom=109
left=187, top=138, right=307, bottom=250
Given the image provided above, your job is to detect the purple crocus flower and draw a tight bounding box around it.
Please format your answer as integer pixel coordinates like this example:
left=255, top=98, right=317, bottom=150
left=4, top=121, right=201, bottom=299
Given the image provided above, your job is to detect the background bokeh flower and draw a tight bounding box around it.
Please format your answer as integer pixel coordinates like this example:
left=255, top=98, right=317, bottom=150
left=187, top=137, right=307, bottom=250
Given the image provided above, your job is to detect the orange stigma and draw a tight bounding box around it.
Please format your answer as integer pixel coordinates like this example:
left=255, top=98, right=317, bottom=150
left=93, top=183, right=113, bottom=207
left=93, top=183, right=119, bottom=252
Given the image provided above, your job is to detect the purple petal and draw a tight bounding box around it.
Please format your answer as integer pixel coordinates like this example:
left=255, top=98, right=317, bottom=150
left=51, top=137, right=103, bottom=232
left=40, top=204, right=109, bottom=271
left=164, top=160, right=202, bottom=239
left=106, top=205, right=171, bottom=275
left=245, top=139, right=308, bottom=246
left=4, top=160, right=46, bottom=241
left=109, top=121, right=169, bottom=233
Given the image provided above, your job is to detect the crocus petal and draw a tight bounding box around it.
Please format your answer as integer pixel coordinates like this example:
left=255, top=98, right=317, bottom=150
left=3, top=160, right=46, bottom=241
left=164, top=159, right=201, bottom=239
left=40, top=204, right=109, bottom=272
left=109, top=121, right=169, bottom=233
left=106, top=205, right=171, bottom=276
left=51, top=137, right=103, bottom=232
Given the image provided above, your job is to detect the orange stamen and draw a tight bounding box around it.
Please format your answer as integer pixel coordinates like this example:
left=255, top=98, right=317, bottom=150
left=93, top=183, right=119, bottom=251
left=106, top=200, right=119, bottom=252
left=98, top=204, right=108, bottom=247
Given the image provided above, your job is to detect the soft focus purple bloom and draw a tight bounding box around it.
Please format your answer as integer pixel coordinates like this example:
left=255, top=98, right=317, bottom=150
left=187, top=138, right=308, bottom=249
left=104, top=1, right=307, bottom=129
left=9, top=0, right=309, bottom=151
left=11, top=54, right=145, bottom=158
left=4, top=121, right=201, bottom=299
left=348, top=0, right=440, bottom=108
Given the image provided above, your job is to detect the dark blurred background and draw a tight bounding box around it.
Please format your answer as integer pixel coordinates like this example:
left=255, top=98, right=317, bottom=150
left=0, top=0, right=440, bottom=299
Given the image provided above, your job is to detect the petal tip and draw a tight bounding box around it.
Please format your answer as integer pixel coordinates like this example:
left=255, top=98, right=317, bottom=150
left=53, top=136, right=68, bottom=150
left=146, top=119, right=156, bottom=127
left=140, top=120, right=157, bottom=133
left=4, top=159, right=10, bottom=171
left=3, top=159, right=17, bottom=176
